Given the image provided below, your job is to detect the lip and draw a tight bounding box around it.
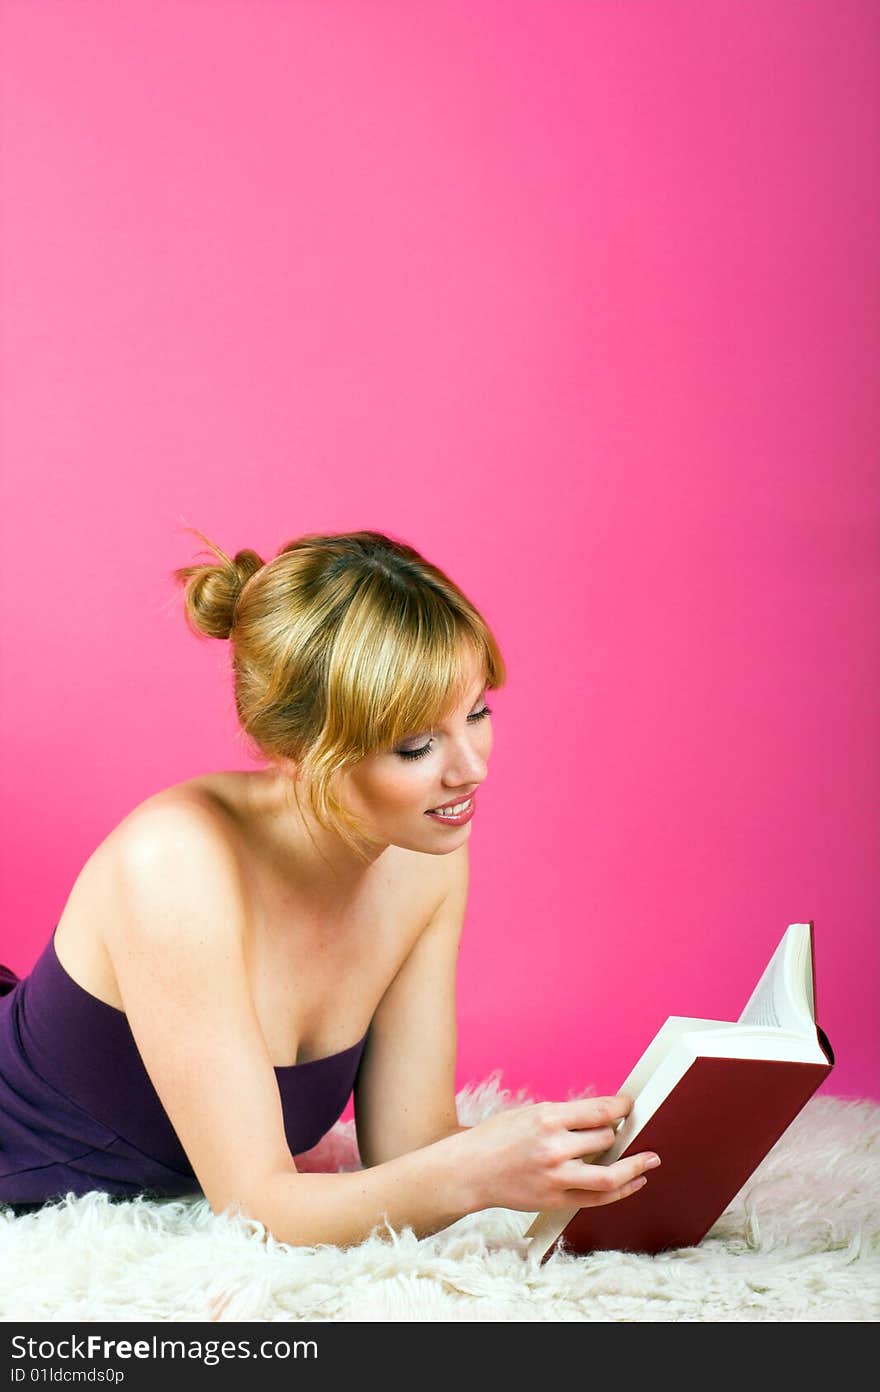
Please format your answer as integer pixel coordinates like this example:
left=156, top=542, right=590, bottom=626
left=425, top=793, right=477, bottom=827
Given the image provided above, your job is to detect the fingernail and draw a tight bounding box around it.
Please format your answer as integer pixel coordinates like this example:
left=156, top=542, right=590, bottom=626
left=644, top=1155, right=661, bottom=1169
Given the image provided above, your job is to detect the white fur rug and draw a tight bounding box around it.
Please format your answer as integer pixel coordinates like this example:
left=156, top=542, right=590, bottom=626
left=2, top=1077, right=878, bottom=1322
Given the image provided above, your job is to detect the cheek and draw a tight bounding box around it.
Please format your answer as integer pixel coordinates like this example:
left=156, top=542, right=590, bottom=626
left=386, top=765, right=435, bottom=810
left=358, top=763, right=433, bottom=812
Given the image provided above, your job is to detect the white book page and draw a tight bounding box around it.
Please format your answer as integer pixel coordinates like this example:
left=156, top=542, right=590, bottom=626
left=687, top=1024, right=826, bottom=1065
left=738, top=923, right=815, bottom=1035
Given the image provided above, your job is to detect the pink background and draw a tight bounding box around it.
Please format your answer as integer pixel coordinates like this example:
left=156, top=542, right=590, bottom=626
left=1, top=1, right=877, bottom=1115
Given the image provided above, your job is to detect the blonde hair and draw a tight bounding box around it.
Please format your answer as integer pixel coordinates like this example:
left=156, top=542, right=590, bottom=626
left=171, top=527, right=507, bottom=862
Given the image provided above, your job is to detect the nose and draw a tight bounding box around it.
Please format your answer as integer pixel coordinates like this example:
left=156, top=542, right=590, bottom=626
left=441, top=739, right=489, bottom=794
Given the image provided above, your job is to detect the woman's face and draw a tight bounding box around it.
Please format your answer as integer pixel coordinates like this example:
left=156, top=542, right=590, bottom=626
left=337, top=662, right=493, bottom=855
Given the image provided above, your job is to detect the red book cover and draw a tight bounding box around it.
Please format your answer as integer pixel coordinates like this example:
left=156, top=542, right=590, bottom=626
left=540, top=1046, right=833, bottom=1261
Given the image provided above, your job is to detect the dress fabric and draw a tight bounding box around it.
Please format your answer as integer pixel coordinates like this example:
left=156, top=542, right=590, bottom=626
left=0, top=925, right=368, bottom=1206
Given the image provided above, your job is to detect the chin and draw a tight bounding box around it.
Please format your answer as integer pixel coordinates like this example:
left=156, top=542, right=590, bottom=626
left=387, top=825, right=466, bottom=857
left=419, top=822, right=472, bottom=851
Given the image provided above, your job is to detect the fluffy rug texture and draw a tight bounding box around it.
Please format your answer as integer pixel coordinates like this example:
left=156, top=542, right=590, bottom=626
left=2, top=1077, right=878, bottom=1323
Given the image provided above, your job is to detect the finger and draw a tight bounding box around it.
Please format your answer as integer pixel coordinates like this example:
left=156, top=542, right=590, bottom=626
left=568, top=1126, right=618, bottom=1159
left=557, top=1094, right=634, bottom=1130
left=557, top=1151, right=659, bottom=1197
left=561, top=1171, right=650, bottom=1208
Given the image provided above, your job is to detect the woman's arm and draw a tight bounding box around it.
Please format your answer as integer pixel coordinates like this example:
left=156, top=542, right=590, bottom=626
left=245, top=1128, right=481, bottom=1246
left=354, top=844, right=472, bottom=1166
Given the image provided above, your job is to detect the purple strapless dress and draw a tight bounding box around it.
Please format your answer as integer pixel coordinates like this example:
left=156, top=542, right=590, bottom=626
left=0, top=925, right=368, bottom=1207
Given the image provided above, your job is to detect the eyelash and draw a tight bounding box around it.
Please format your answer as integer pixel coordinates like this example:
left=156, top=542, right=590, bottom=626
left=396, top=706, right=492, bottom=761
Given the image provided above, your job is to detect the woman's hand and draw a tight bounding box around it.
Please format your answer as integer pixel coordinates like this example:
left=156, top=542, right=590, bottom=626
left=454, top=1094, right=660, bottom=1213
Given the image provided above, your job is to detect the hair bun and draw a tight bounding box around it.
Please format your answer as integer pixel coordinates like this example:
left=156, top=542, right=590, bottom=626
left=231, top=550, right=264, bottom=591
left=172, top=529, right=265, bottom=640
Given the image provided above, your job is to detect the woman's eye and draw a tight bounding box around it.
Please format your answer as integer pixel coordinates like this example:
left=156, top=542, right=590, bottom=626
left=396, top=705, right=492, bottom=761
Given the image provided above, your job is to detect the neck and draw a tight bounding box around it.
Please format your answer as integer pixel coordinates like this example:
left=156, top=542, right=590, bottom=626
left=252, top=766, right=389, bottom=902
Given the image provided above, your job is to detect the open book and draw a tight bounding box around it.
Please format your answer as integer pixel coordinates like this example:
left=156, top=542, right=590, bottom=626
left=525, top=921, right=834, bottom=1261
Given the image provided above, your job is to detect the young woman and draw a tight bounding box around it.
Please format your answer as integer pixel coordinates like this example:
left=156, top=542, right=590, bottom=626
left=0, top=529, right=659, bottom=1243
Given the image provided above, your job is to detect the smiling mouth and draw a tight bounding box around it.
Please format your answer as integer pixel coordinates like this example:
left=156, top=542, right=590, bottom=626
left=425, top=796, right=474, bottom=818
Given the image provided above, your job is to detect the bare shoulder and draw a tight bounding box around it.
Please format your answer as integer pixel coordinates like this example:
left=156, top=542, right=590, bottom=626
left=99, top=784, right=246, bottom=950
left=79, top=786, right=301, bottom=1217
left=52, top=780, right=243, bottom=1003
left=110, top=782, right=233, bottom=862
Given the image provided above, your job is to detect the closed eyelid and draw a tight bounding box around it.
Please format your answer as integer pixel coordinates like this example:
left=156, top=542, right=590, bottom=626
left=420, top=695, right=487, bottom=737
left=396, top=697, right=490, bottom=751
